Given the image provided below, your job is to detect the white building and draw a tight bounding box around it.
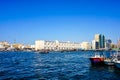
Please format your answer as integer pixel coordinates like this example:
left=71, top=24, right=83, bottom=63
left=31, top=45, right=35, bottom=49
left=35, top=40, right=81, bottom=51
left=92, top=40, right=96, bottom=50
left=0, top=44, right=5, bottom=49
left=0, top=41, right=10, bottom=50
left=81, top=42, right=90, bottom=50
left=92, top=40, right=99, bottom=50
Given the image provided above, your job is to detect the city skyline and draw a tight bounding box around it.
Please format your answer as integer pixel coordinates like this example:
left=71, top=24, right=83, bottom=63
left=0, top=0, right=120, bottom=44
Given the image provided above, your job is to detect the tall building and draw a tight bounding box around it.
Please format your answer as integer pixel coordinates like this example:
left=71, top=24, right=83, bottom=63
left=92, top=40, right=99, bottom=50
left=94, top=34, right=100, bottom=49
left=99, top=35, right=105, bottom=48
left=95, top=34, right=100, bottom=42
left=94, top=34, right=105, bottom=49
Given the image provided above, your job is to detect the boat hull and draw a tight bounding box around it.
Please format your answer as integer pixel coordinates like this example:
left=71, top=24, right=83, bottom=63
left=115, top=63, right=120, bottom=68
left=89, top=58, right=104, bottom=65
left=104, top=61, right=114, bottom=66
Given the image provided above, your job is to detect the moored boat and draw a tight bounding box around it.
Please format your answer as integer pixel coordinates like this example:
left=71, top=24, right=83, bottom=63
left=89, top=52, right=105, bottom=65
left=104, top=58, right=115, bottom=66
left=115, top=61, right=120, bottom=68
left=40, top=50, right=49, bottom=54
left=114, top=54, right=120, bottom=68
left=35, top=50, right=49, bottom=54
left=104, top=52, right=116, bottom=66
left=114, top=39, right=120, bottom=68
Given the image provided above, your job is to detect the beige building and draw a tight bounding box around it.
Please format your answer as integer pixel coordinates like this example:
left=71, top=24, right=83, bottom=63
left=12, top=44, right=24, bottom=50
left=93, top=34, right=105, bottom=49
left=0, top=44, right=5, bottom=49
left=0, top=41, right=10, bottom=49
left=81, top=42, right=90, bottom=50
left=95, top=34, right=100, bottom=42
left=35, top=40, right=81, bottom=51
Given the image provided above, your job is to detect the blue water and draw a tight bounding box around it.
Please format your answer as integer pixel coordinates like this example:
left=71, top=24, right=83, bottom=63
left=0, top=51, right=120, bottom=80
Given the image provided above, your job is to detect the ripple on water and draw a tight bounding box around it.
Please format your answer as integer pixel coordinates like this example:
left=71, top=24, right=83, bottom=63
left=0, top=51, right=120, bottom=80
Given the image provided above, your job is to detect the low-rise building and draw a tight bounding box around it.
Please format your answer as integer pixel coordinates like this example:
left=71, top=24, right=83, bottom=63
left=0, top=44, right=5, bottom=51
left=31, top=45, right=35, bottom=49
left=0, top=41, right=10, bottom=50
left=12, top=44, right=24, bottom=50
left=111, top=44, right=117, bottom=50
left=35, top=40, right=81, bottom=51
left=81, top=42, right=90, bottom=50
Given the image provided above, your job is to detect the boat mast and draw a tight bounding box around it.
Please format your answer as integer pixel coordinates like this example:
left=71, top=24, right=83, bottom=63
left=117, top=38, right=119, bottom=54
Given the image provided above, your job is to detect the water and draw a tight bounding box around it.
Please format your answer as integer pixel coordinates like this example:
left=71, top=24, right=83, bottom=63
left=0, top=51, right=120, bottom=80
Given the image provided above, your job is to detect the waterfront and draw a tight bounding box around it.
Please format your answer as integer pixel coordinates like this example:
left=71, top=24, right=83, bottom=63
left=0, top=51, right=120, bottom=80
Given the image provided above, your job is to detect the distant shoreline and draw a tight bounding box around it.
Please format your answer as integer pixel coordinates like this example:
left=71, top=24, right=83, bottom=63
left=0, top=49, right=118, bottom=53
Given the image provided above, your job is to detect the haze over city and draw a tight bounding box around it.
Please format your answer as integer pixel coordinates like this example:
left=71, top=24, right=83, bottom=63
left=0, top=0, right=120, bottom=44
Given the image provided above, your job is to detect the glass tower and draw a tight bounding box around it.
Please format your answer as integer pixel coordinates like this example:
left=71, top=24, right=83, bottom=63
left=99, top=34, right=105, bottom=49
left=95, top=34, right=105, bottom=49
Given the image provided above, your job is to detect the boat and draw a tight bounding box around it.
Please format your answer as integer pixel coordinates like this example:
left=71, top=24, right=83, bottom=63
left=104, top=52, right=115, bottom=66
left=39, top=50, right=49, bottom=54
left=114, top=54, right=120, bottom=68
left=35, top=50, right=49, bottom=54
left=114, top=39, right=120, bottom=68
left=115, top=61, right=120, bottom=68
left=89, top=52, right=105, bottom=65
left=104, top=58, right=115, bottom=66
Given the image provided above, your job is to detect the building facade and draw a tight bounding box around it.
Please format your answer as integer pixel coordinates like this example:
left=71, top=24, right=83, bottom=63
left=92, top=40, right=99, bottom=50
left=35, top=40, right=81, bottom=51
left=99, top=34, right=105, bottom=48
left=94, top=34, right=105, bottom=49
left=0, top=41, right=10, bottom=49
left=81, top=42, right=90, bottom=50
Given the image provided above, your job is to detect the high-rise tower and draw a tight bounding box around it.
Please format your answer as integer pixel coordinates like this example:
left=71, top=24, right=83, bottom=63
left=94, top=34, right=105, bottom=49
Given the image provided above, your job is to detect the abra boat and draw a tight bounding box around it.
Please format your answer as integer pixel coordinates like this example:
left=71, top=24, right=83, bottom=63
left=89, top=52, right=105, bottom=65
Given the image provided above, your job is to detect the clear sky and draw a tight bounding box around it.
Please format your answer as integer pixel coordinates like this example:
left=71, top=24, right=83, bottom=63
left=0, top=0, right=120, bottom=44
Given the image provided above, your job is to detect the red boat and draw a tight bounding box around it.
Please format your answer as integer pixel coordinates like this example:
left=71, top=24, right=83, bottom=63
left=89, top=52, right=105, bottom=65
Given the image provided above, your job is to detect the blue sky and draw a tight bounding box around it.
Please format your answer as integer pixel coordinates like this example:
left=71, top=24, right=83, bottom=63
left=0, top=0, right=120, bottom=44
